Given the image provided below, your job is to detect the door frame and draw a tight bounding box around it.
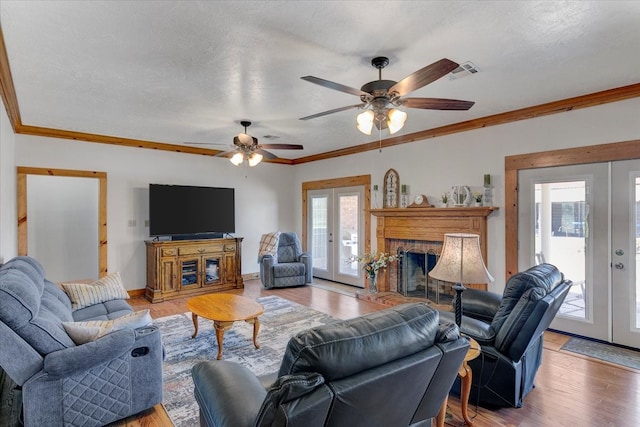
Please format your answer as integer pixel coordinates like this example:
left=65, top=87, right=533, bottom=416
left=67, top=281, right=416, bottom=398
left=505, top=138, right=640, bottom=279
left=17, top=166, right=108, bottom=277
left=302, top=175, right=371, bottom=256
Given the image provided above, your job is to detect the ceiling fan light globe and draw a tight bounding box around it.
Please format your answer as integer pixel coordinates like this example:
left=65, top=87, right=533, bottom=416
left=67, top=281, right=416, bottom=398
left=230, top=152, right=244, bottom=166
left=248, top=153, right=263, bottom=167
left=387, top=108, right=407, bottom=134
left=356, top=110, right=374, bottom=135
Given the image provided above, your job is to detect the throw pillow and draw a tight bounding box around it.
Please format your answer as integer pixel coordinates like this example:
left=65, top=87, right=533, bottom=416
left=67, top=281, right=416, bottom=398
left=62, top=309, right=153, bottom=345
left=61, top=272, right=130, bottom=310
left=258, top=232, right=281, bottom=262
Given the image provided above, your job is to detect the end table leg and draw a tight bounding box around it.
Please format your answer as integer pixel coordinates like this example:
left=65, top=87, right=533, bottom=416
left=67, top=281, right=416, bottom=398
left=191, top=313, right=199, bottom=339
left=460, top=362, right=474, bottom=426
left=434, top=396, right=447, bottom=427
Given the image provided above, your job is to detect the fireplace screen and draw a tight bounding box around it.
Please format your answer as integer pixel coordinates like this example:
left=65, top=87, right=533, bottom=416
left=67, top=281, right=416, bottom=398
left=398, top=247, right=453, bottom=304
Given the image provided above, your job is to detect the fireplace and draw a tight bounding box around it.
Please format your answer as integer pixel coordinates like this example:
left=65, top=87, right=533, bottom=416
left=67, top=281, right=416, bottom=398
left=359, top=206, right=497, bottom=304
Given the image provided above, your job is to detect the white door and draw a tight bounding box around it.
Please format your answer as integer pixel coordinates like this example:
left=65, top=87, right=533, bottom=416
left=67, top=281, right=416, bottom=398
left=611, top=160, right=640, bottom=348
left=307, top=186, right=364, bottom=287
left=519, top=161, right=640, bottom=347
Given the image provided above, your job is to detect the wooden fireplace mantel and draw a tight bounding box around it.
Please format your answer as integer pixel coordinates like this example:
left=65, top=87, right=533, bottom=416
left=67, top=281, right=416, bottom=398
left=369, top=206, right=498, bottom=293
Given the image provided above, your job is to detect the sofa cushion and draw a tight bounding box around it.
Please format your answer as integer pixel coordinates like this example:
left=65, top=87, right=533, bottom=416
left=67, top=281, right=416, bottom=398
left=61, top=272, right=130, bottom=310
left=272, top=263, right=305, bottom=278
left=278, top=303, right=439, bottom=381
left=72, top=299, right=133, bottom=322
left=63, top=309, right=152, bottom=345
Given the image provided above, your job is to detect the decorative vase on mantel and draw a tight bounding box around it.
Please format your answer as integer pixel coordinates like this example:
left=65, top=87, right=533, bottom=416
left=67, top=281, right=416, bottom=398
left=368, top=272, right=378, bottom=293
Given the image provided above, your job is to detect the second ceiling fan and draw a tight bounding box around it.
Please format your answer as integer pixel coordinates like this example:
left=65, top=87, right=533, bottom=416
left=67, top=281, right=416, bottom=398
left=299, top=57, right=475, bottom=135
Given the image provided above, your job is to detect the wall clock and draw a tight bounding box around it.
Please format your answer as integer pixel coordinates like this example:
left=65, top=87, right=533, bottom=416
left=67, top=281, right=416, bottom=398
left=408, top=194, right=433, bottom=208
left=383, top=168, right=400, bottom=208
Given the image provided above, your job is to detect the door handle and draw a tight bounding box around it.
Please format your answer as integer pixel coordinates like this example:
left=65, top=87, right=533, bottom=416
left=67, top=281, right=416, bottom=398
left=614, top=262, right=624, bottom=270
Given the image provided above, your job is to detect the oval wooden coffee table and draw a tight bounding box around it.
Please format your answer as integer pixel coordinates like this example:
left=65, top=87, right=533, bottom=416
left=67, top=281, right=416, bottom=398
left=186, top=293, right=264, bottom=360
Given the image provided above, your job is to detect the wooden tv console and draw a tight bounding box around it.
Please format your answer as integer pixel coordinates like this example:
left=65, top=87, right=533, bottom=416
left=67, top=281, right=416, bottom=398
left=145, top=237, right=243, bottom=303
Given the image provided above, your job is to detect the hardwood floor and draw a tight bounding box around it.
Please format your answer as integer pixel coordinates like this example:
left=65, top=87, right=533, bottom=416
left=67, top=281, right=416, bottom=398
left=116, top=279, right=640, bottom=427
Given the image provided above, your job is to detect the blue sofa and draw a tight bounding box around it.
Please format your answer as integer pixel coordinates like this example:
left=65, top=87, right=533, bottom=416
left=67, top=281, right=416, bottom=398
left=0, top=256, right=163, bottom=426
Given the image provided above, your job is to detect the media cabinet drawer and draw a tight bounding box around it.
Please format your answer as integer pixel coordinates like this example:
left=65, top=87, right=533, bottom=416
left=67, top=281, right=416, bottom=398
left=161, top=248, right=177, bottom=256
left=224, top=244, right=236, bottom=251
left=178, top=244, right=223, bottom=255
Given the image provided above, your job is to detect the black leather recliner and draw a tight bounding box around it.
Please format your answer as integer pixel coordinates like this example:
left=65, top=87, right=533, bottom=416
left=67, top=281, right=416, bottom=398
left=192, top=303, right=469, bottom=427
left=439, top=263, right=571, bottom=408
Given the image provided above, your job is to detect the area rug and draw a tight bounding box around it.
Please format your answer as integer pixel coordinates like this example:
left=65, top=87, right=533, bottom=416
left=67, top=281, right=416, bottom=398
left=155, top=295, right=338, bottom=427
left=561, top=336, right=640, bottom=370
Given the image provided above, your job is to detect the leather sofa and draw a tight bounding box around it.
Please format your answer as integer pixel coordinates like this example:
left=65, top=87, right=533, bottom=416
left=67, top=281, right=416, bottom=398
left=439, top=263, right=571, bottom=408
left=192, top=302, right=469, bottom=427
left=0, top=256, right=163, bottom=426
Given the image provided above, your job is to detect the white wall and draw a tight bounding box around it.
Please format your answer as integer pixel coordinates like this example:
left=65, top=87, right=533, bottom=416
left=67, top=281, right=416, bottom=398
left=14, top=136, right=296, bottom=289
left=293, top=98, right=640, bottom=292
left=5, top=97, right=640, bottom=291
left=0, top=98, right=17, bottom=263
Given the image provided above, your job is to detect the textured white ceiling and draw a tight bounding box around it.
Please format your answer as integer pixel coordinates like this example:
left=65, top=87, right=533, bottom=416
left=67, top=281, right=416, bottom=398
left=1, top=1, right=639, bottom=158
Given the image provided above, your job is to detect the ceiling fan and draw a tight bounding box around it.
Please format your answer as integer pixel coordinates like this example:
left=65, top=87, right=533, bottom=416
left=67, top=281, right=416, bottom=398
left=299, top=57, right=475, bottom=135
left=189, top=121, right=303, bottom=167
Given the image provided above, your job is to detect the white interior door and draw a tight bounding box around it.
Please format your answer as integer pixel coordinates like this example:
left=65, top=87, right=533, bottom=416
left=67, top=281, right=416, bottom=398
left=519, top=160, right=640, bottom=348
left=307, top=186, right=364, bottom=287
left=611, top=160, right=640, bottom=348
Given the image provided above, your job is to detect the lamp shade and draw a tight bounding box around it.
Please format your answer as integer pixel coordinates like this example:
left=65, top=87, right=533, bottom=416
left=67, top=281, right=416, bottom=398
left=429, top=233, right=494, bottom=284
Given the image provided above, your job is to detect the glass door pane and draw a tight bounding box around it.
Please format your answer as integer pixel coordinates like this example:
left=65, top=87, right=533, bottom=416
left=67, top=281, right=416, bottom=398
left=534, top=180, right=587, bottom=320
left=309, top=192, right=330, bottom=277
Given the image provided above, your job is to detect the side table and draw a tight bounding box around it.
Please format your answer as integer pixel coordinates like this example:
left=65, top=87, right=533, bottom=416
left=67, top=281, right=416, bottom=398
left=435, top=337, right=481, bottom=427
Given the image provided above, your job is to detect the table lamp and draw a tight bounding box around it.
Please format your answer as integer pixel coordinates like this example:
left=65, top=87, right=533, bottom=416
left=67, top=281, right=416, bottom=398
left=429, top=233, right=494, bottom=326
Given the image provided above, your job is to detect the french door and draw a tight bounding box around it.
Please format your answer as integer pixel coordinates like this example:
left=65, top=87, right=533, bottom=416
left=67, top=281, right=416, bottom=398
left=307, top=186, right=364, bottom=287
left=518, top=160, right=640, bottom=348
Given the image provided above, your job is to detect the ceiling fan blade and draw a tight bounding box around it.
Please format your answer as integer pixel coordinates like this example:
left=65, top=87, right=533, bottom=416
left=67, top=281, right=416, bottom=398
left=213, top=149, right=237, bottom=158
left=260, top=143, right=304, bottom=150
left=401, top=97, right=475, bottom=110
left=256, top=148, right=277, bottom=160
left=388, top=58, right=460, bottom=97
left=301, top=76, right=369, bottom=97
left=299, top=103, right=365, bottom=121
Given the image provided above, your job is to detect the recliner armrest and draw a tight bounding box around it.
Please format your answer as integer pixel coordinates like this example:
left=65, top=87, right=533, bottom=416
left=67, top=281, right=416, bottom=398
left=193, top=361, right=267, bottom=427
left=43, top=328, right=136, bottom=378
left=460, top=289, right=502, bottom=323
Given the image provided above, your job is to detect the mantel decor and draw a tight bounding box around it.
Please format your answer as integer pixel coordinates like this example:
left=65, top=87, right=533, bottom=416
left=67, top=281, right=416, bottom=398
left=383, top=168, right=400, bottom=208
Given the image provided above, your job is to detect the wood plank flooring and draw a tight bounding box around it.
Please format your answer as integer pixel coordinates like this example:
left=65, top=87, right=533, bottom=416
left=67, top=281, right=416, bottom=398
left=113, top=279, right=640, bottom=427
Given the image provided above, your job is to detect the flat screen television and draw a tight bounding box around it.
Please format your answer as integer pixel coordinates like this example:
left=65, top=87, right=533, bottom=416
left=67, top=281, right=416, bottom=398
left=149, top=184, right=235, bottom=237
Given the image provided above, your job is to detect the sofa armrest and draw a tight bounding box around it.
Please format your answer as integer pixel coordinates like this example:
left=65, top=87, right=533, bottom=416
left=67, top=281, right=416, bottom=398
left=459, top=289, right=502, bottom=322
left=299, top=253, right=312, bottom=283
left=193, top=361, right=267, bottom=427
left=43, top=328, right=136, bottom=378
left=260, top=256, right=275, bottom=288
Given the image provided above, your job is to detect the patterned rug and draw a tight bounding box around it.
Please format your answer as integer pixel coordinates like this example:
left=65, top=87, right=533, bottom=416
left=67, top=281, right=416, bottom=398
left=155, top=295, right=338, bottom=427
left=561, top=336, right=640, bottom=370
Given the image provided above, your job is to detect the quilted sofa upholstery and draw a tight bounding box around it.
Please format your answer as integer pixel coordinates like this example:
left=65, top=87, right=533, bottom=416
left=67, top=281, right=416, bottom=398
left=0, top=256, right=163, bottom=427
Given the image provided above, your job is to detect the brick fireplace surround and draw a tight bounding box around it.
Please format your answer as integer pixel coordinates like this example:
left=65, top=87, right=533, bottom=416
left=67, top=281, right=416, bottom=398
left=357, top=207, right=497, bottom=306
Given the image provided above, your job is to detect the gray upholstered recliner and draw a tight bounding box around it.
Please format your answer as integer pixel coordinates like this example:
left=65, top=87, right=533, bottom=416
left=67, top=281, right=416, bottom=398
left=260, top=232, right=312, bottom=288
left=0, top=256, right=163, bottom=427
left=439, top=263, right=571, bottom=408
left=192, top=303, right=469, bottom=427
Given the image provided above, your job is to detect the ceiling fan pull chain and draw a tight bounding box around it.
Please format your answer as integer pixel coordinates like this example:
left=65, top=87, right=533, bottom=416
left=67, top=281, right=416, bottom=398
left=379, top=127, right=382, bottom=153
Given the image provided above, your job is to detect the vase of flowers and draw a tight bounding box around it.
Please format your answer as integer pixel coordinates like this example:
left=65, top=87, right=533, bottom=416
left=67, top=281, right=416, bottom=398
left=349, top=251, right=399, bottom=293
